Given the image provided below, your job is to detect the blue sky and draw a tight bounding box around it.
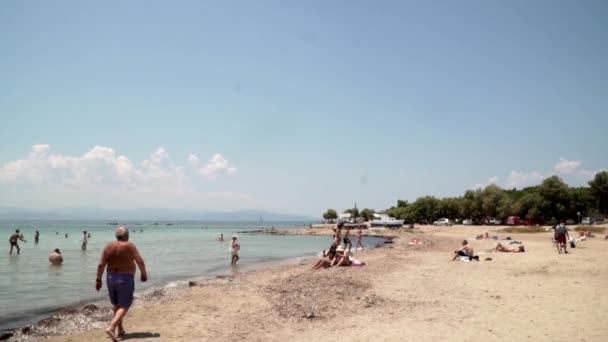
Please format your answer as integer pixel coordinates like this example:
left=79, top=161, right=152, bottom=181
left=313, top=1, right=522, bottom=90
left=1, top=0, right=607, bottom=216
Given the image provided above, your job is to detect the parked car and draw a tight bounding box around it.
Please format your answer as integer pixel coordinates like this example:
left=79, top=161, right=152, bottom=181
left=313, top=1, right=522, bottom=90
left=463, top=219, right=473, bottom=225
left=484, top=218, right=502, bottom=225
left=433, top=218, right=452, bottom=226
left=506, top=216, right=521, bottom=226
left=581, top=217, right=595, bottom=225
left=524, top=218, right=543, bottom=226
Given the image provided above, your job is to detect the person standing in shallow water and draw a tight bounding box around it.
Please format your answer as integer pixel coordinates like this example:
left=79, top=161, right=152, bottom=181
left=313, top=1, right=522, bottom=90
left=9, top=229, right=27, bottom=255
left=49, top=248, right=63, bottom=265
left=230, top=235, right=240, bottom=265
left=35, top=230, right=40, bottom=244
left=96, top=226, right=147, bottom=342
left=81, top=231, right=89, bottom=251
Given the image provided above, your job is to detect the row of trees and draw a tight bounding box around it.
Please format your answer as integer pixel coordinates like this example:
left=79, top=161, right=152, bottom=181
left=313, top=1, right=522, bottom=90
left=384, top=172, right=608, bottom=225
left=321, top=172, right=608, bottom=225
left=322, top=207, right=376, bottom=223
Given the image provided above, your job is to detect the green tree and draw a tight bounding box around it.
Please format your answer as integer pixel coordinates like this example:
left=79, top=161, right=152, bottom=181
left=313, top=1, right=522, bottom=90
left=437, top=197, right=461, bottom=220
left=538, top=176, right=570, bottom=220
left=322, top=209, right=338, bottom=223
left=412, top=196, right=440, bottom=223
left=480, top=185, right=505, bottom=218
left=589, top=171, right=608, bottom=215
left=359, top=208, right=376, bottom=221
left=344, top=207, right=360, bottom=221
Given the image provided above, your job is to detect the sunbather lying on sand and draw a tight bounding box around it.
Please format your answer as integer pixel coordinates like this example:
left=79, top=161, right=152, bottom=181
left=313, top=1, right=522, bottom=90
left=494, top=243, right=525, bottom=253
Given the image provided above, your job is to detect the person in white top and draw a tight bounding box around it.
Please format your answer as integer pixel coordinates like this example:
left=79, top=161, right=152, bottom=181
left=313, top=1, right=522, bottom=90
left=229, top=235, right=240, bottom=265
left=81, top=230, right=89, bottom=251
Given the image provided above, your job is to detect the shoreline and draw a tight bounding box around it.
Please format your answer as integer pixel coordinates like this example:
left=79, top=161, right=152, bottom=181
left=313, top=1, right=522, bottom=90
left=2, top=231, right=393, bottom=341
left=6, top=225, right=607, bottom=341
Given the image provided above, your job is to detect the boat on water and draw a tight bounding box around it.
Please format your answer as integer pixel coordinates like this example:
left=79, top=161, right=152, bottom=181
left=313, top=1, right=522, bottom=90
left=369, top=214, right=404, bottom=228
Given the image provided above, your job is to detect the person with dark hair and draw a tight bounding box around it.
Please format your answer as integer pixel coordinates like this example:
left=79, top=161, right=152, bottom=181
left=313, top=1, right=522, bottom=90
left=452, top=240, right=474, bottom=261
left=555, top=221, right=569, bottom=254
left=81, top=231, right=89, bottom=251
left=343, top=227, right=352, bottom=253
left=34, top=231, right=40, bottom=244
left=312, top=247, right=338, bottom=270
left=96, top=226, right=147, bottom=342
left=49, top=249, right=63, bottom=265
left=9, top=229, right=27, bottom=255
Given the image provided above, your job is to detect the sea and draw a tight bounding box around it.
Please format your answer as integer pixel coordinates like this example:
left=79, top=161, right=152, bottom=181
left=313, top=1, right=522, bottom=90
left=0, top=220, right=382, bottom=330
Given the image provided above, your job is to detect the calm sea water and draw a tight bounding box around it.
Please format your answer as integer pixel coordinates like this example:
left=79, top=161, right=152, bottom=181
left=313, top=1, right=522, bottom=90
left=0, top=220, right=380, bottom=330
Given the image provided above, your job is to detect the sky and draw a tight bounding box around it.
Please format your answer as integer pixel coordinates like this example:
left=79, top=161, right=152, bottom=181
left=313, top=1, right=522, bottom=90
left=1, top=0, right=607, bottom=217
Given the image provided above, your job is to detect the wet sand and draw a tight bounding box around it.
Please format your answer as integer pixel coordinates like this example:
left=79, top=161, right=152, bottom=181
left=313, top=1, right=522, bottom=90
left=9, top=225, right=608, bottom=342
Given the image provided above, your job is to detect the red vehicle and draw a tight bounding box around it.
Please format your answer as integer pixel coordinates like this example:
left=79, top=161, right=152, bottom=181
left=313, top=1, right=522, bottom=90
left=524, top=218, right=542, bottom=226
left=506, top=216, right=521, bottom=225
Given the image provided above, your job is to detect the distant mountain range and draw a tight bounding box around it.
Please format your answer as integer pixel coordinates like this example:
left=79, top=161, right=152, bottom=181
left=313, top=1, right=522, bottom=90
left=0, top=207, right=316, bottom=222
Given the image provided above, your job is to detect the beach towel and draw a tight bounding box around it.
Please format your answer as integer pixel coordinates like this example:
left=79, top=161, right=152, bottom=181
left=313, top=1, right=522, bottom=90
left=408, top=238, right=422, bottom=245
left=351, top=259, right=366, bottom=267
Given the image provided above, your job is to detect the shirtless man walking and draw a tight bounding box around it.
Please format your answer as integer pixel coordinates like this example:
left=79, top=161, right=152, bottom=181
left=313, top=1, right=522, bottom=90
left=355, top=227, right=365, bottom=251
left=9, top=229, right=27, bottom=255
left=96, top=226, right=147, bottom=341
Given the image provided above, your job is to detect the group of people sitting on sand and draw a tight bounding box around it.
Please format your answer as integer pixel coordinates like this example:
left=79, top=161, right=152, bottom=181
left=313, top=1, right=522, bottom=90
left=452, top=238, right=525, bottom=261
left=312, top=222, right=364, bottom=270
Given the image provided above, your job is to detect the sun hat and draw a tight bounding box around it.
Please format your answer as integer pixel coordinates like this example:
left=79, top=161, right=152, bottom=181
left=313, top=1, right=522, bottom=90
left=336, top=245, right=345, bottom=252
left=232, top=235, right=238, bottom=239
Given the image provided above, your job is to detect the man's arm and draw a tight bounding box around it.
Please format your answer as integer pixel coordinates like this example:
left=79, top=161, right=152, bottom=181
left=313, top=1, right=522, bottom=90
left=96, top=246, right=108, bottom=290
left=132, top=244, right=147, bottom=282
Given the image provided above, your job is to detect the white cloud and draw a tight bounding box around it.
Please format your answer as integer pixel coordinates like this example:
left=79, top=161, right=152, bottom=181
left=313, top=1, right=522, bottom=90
left=474, top=158, right=607, bottom=190
left=473, top=176, right=500, bottom=189
left=198, top=154, right=237, bottom=179
left=187, top=153, right=200, bottom=165
left=0, top=145, right=247, bottom=210
left=554, top=158, right=582, bottom=174
left=504, top=170, right=544, bottom=189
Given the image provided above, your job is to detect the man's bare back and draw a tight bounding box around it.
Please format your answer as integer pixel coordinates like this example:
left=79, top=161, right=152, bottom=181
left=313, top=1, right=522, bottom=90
left=99, top=241, right=145, bottom=275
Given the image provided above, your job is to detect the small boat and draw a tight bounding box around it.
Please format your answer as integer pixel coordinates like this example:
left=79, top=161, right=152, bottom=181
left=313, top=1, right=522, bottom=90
left=369, top=214, right=404, bottom=228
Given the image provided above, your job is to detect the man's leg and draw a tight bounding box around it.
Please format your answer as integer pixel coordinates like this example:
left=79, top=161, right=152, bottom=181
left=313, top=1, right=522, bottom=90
left=106, top=306, right=129, bottom=341
left=111, top=305, right=125, bottom=335
left=16, top=244, right=20, bottom=255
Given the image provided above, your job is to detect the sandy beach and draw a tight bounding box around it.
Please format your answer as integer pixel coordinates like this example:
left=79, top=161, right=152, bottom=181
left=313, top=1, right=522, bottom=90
left=8, top=225, right=608, bottom=342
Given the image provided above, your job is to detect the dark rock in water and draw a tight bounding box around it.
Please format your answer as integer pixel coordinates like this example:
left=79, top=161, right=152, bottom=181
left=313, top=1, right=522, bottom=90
left=0, top=331, right=15, bottom=341
left=21, top=326, right=31, bottom=334
left=152, top=289, right=164, bottom=297
left=188, top=280, right=197, bottom=287
left=384, top=240, right=394, bottom=244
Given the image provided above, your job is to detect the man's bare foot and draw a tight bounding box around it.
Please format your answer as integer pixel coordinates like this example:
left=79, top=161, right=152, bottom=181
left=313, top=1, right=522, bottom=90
left=105, top=329, right=117, bottom=342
